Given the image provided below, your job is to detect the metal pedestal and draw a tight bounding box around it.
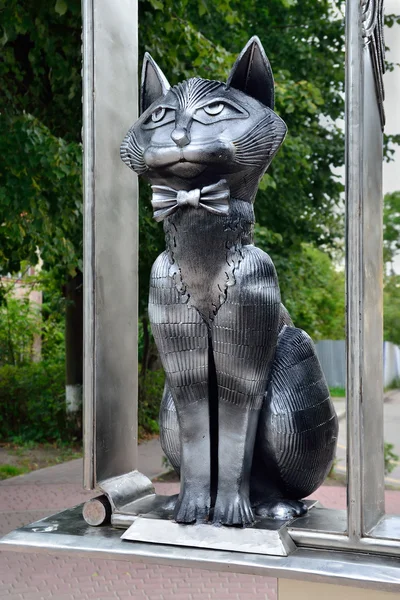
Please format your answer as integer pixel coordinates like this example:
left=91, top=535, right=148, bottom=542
left=1, top=506, right=400, bottom=593
left=81, top=470, right=319, bottom=557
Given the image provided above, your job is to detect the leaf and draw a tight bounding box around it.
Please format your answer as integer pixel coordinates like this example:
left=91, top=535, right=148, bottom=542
left=149, top=0, right=163, bottom=9
left=259, top=174, right=277, bottom=191
left=54, top=0, right=68, bottom=16
left=0, top=28, right=8, bottom=47
left=198, top=0, right=208, bottom=16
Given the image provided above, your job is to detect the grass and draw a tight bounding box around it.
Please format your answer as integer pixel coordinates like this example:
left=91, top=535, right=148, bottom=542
left=385, top=379, right=400, bottom=392
left=9, top=442, right=82, bottom=464
left=0, top=464, right=28, bottom=480
left=330, top=386, right=400, bottom=398
left=329, top=387, right=345, bottom=398
left=0, top=441, right=82, bottom=479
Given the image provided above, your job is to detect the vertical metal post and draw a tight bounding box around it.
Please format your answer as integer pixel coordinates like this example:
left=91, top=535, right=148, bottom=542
left=346, top=0, right=385, bottom=538
left=82, top=0, right=139, bottom=488
left=346, top=0, right=364, bottom=542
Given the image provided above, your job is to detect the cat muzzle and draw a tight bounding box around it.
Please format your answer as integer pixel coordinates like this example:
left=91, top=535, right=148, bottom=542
left=151, top=180, right=230, bottom=222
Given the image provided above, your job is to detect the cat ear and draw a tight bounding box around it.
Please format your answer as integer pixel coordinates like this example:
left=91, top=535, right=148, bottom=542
left=141, top=53, right=170, bottom=114
left=227, top=36, right=274, bottom=110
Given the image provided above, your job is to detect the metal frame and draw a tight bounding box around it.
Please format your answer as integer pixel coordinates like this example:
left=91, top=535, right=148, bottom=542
left=346, top=0, right=385, bottom=537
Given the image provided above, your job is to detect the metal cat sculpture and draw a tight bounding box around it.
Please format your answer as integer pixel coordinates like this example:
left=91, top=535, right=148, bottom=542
left=121, top=36, right=338, bottom=527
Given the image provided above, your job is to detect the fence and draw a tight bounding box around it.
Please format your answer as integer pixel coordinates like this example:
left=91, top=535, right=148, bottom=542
left=315, top=340, right=400, bottom=389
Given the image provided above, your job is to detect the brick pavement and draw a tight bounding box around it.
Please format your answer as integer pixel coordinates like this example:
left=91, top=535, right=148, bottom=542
left=1, top=449, right=400, bottom=599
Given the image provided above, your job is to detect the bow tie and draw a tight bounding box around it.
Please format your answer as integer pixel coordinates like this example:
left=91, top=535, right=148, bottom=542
left=151, top=179, right=230, bottom=222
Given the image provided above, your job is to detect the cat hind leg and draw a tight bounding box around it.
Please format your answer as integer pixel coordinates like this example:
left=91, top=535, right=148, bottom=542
left=251, top=325, right=338, bottom=519
left=159, top=383, right=180, bottom=476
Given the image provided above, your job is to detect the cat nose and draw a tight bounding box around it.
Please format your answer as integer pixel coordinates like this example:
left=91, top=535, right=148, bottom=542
left=171, top=127, right=190, bottom=147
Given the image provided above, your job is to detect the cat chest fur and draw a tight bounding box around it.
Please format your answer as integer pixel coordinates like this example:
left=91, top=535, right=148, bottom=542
left=163, top=199, right=255, bottom=323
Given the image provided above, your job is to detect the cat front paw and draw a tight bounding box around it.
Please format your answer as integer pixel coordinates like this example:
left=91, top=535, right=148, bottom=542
left=173, top=488, right=210, bottom=524
left=254, top=499, right=308, bottom=520
left=212, top=492, right=254, bottom=527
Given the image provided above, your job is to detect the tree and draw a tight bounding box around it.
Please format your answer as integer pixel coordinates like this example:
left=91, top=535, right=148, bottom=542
left=383, top=191, right=400, bottom=346
left=1, top=0, right=84, bottom=418
left=0, top=114, right=82, bottom=277
left=0, top=0, right=82, bottom=143
left=384, top=191, right=400, bottom=270
left=188, top=0, right=346, bottom=248
left=0, top=293, right=41, bottom=367
left=0, top=1, right=397, bottom=377
left=384, top=275, right=400, bottom=346
left=255, top=227, right=345, bottom=340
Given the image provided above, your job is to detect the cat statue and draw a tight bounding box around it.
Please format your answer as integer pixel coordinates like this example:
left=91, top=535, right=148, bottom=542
left=121, top=36, right=338, bottom=527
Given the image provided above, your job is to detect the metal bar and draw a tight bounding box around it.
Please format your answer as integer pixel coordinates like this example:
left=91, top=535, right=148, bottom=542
left=360, top=40, right=385, bottom=533
left=345, top=0, right=365, bottom=543
left=345, top=0, right=385, bottom=538
left=82, top=0, right=139, bottom=489
left=82, top=0, right=96, bottom=489
left=290, top=530, right=400, bottom=558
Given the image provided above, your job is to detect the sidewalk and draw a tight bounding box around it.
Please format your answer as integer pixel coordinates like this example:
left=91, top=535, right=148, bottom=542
left=1, top=436, right=400, bottom=600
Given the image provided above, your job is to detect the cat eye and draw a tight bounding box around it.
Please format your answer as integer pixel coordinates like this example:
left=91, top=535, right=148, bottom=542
left=142, top=106, right=176, bottom=129
left=193, top=98, right=248, bottom=125
left=203, top=102, right=224, bottom=116
left=151, top=107, right=166, bottom=122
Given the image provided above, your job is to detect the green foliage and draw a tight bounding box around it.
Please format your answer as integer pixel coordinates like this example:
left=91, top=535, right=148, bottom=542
left=0, top=113, right=82, bottom=278
left=255, top=233, right=345, bottom=340
left=183, top=0, right=346, bottom=250
left=138, top=366, right=165, bottom=438
left=1, top=1, right=83, bottom=283
left=384, top=191, right=400, bottom=267
left=329, top=443, right=398, bottom=480
left=38, top=269, right=66, bottom=361
left=386, top=378, right=400, bottom=392
left=0, top=272, right=66, bottom=366
left=329, top=387, right=346, bottom=398
left=136, top=0, right=348, bottom=313
left=384, top=275, right=400, bottom=346
left=278, top=245, right=345, bottom=340
left=0, top=464, right=28, bottom=480
left=0, top=360, right=68, bottom=443
left=382, top=191, right=400, bottom=347
left=1, top=0, right=399, bottom=304
left=384, top=442, right=399, bottom=476
left=0, top=0, right=350, bottom=313
left=382, top=192, right=400, bottom=347
left=1, top=1, right=397, bottom=358
left=0, top=0, right=82, bottom=142
left=0, top=289, right=42, bottom=366
left=0, top=357, right=160, bottom=443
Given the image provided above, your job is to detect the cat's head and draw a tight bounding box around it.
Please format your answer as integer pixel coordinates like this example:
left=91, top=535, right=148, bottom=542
left=121, top=36, right=287, bottom=202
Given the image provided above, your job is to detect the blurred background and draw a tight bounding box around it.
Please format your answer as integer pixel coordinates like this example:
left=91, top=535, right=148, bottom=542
left=0, top=0, right=399, bottom=479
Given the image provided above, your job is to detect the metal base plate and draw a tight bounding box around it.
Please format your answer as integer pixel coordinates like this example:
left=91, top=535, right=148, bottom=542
left=121, top=516, right=296, bottom=556
left=82, top=471, right=319, bottom=557
left=115, top=496, right=320, bottom=557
